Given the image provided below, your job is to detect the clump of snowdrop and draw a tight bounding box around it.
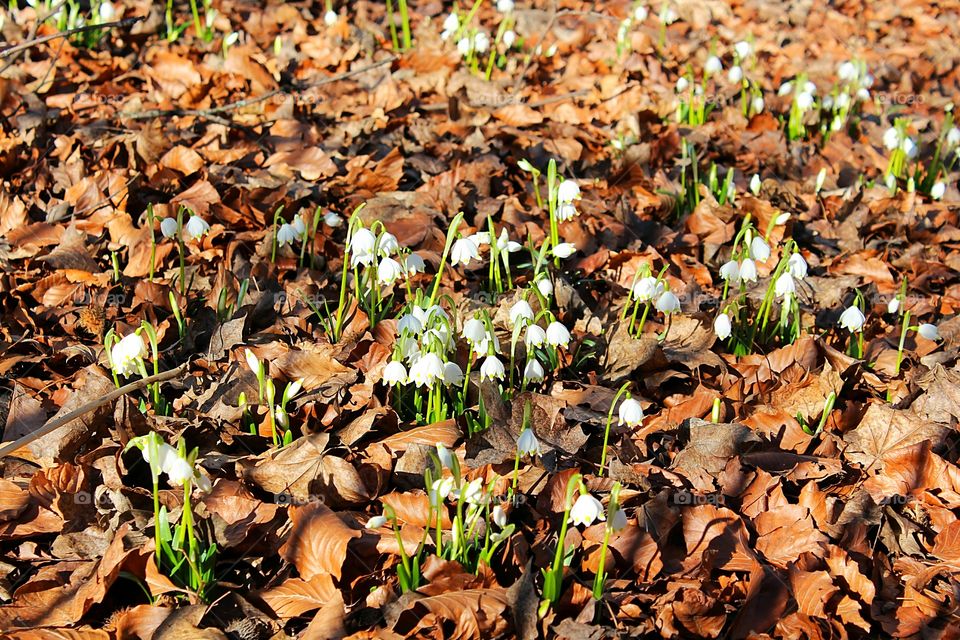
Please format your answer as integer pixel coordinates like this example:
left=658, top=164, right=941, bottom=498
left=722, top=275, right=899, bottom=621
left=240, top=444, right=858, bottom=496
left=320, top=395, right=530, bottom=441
left=821, top=59, right=871, bottom=140
left=782, top=75, right=818, bottom=140
left=105, top=321, right=169, bottom=413
left=883, top=118, right=918, bottom=184
left=838, top=292, right=866, bottom=358
left=342, top=219, right=413, bottom=327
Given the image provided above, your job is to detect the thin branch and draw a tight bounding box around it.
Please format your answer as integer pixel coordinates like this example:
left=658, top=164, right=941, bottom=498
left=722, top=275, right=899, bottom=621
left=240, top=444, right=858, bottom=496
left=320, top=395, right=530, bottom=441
left=118, top=56, right=398, bottom=121
left=0, top=16, right=145, bottom=60
left=0, top=361, right=190, bottom=460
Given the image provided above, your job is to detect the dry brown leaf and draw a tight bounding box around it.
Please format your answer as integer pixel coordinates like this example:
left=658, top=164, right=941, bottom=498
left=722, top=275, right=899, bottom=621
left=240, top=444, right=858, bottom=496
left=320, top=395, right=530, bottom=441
left=279, top=501, right=361, bottom=581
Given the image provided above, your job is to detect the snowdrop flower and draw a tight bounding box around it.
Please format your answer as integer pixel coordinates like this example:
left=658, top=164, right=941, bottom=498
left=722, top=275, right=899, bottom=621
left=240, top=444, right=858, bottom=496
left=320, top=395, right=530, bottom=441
left=837, top=61, right=858, bottom=82
left=277, top=223, right=298, bottom=246
left=835, top=92, right=851, bottom=110
left=778, top=81, right=793, bottom=97
left=752, top=95, right=765, bottom=113
left=546, top=321, right=570, bottom=348
left=245, top=348, right=262, bottom=376
left=474, top=32, right=491, bottom=53
left=655, top=290, right=681, bottom=314
left=734, top=40, right=751, bottom=59
left=397, top=313, right=423, bottom=335
left=99, top=1, right=115, bottom=20
left=462, top=318, right=487, bottom=344
left=749, top=237, right=770, bottom=262
left=523, top=359, right=545, bottom=382
left=618, top=397, right=644, bottom=426
left=634, top=5, right=649, bottom=21
left=704, top=56, right=722, bottom=76
left=323, top=211, right=343, bottom=227
left=903, top=137, right=918, bottom=158
left=324, top=10, right=337, bottom=25
left=569, top=494, right=605, bottom=526
left=796, top=91, right=814, bottom=110
left=632, top=276, right=663, bottom=302
left=536, top=278, right=554, bottom=297
left=502, top=30, right=516, bottom=48
left=557, top=203, right=578, bottom=222
left=456, top=37, right=471, bottom=57
left=659, top=5, right=677, bottom=24
left=931, top=182, right=946, bottom=200
left=517, top=428, right=541, bottom=456
left=611, top=508, right=628, bottom=532
left=377, top=256, right=404, bottom=285
left=497, top=0, right=514, bottom=11
left=451, top=237, right=480, bottom=266
left=382, top=360, right=407, bottom=386
left=787, top=252, right=808, bottom=279
left=509, top=300, right=535, bottom=327
left=553, top=243, right=577, bottom=258
left=377, top=232, right=399, bottom=256
left=775, top=272, right=796, bottom=300
left=469, top=231, right=491, bottom=246
left=111, top=332, right=148, bottom=377
left=410, top=353, right=445, bottom=387
left=349, top=228, right=377, bottom=266
left=714, top=313, right=732, bottom=340
left=882, top=127, right=900, bottom=150
left=492, top=505, right=508, bottom=527
left=887, top=297, right=900, bottom=314
left=435, top=443, right=454, bottom=470
left=160, top=217, right=178, bottom=239
left=404, top=253, right=426, bottom=275
left=162, top=453, right=195, bottom=486
left=675, top=76, right=690, bottom=93
left=429, top=478, right=455, bottom=507
left=441, top=12, right=459, bottom=40
left=224, top=31, right=240, bottom=47
left=184, top=215, right=210, bottom=240
left=460, top=478, right=486, bottom=505
left=480, top=356, right=505, bottom=381
left=443, top=362, right=464, bottom=385
left=557, top=179, right=581, bottom=204
left=839, top=306, right=865, bottom=333
left=496, top=229, right=522, bottom=253
left=728, top=65, right=743, bottom=84
left=525, top=324, right=546, bottom=348
left=366, top=515, right=388, bottom=529
left=947, top=127, right=960, bottom=149
left=719, top=260, right=740, bottom=283
left=739, top=258, right=758, bottom=282
left=749, top=174, right=761, bottom=196
left=918, top=323, right=940, bottom=341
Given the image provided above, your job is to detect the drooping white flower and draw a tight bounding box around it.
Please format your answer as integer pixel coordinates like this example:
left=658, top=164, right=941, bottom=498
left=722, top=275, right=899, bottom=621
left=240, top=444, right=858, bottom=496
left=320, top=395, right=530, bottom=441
left=404, top=253, right=426, bottom=275
left=111, top=332, right=148, bottom=377
left=509, top=300, right=534, bottom=327
left=931, top=182, right=946, bottom=200
left=323, top=211, right=343, bottom=227
left=752, top=95, right=765, bottom=113
left=492, top=504, right=508, bottom=527
left=632, top=276, right=663, bottom=302
left=739, top=258, right=758, bottom=282
left=778, top=81, right=793, bottom=97
left=502, top=30, right=516, bottom=48
left=99, top=1, right=115, bottom=20
left=750, top=236, right=771, bottom=262
left=557, top=180, right=581, bottom=204
left=224, top=31, right=240, bottom=47
left=470, top=231, right=491, bottom=246
left=728, top=65, right=743, bottom=84
left=456, top=37, right=472, bottom=57
left=443, top=362, right=464, bottom=385
left=775, top=272, right=796, bottom=300
left=349, top=228, right=377, bottom=267
left=382, top=360, right=407, bottom=386
left=523, top=359, right=545, bottom=382
left=553, top=243, right=577, bottom=258
left=160, top=217, right=178, bottom=239
left=377, top=256, right=404, bottom=285
left=837, top=61, right=858, bottom=82
left=479, top=356, right=506, bottom=381
left=557, top=203, right=578, bottom=222
left=655, top=290, right=680, bottom=314
left=839, top=306, right=865, bottom=333
left=451, top=237, right=480, bottom=266
left=377, top=232, right=399, bottom=256
left=719, top=260, right=740, bottom=283
left=569, top=494, right=605, bottom=527
left=734, top=40, right=751, bottom=59
left=435, top=443, right=454, bottom=470
left=366, top=515, right=388, bottom=529
left=536, top=278, right=554, bottom=297
left=887, top=297, right=900, bottom=314
left=397, top=313, right=423, bottom=335
left=517, top=429, right=541, bottom=456
left=634, top=5, right=648, bottom=21
left=523, top=323, right=546, bottom=348
left=496, top=229, right=522, bottom=253
left=882, top=127, right=900, bottom=150
left=704, top=55, right=722, bottom=76
left=324, top=10, right=337, bottom=25
left=675, top=76, right=690, bottom=93
left=496, top=0, right=514, bottom=11
left=441, top=12, right=459, bottom=40
left=918, top=323, right=940, bottom=341
left=618, top=397, right=644, bottom=426
left=410, top=353, right=445, bottom=387
left=714, top=313, right=732, bottom=340
left=610, top=508, right=628, bottom=532
left=946, top=127, right=960, bottom=149
left=162, top=453, right=195, bottom=486
left=462, top=318, right=487, bottom=344
left=184, top=215, right=210, bottom=240
left=788, top=252, right=808, bottom=279
left=903, top=137, right=918, bottom=159
left=546, top=321, right=570, bottom=348
left=474, top=31, right=490, bottom=53
left=277, top=223, right=298, bottom=246
left=429, top=477, right=455, bottom=507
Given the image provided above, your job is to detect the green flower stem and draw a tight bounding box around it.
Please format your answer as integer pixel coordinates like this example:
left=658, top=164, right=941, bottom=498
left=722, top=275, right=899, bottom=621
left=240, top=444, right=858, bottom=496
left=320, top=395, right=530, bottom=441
left=599, top=383, right=631, bottom=477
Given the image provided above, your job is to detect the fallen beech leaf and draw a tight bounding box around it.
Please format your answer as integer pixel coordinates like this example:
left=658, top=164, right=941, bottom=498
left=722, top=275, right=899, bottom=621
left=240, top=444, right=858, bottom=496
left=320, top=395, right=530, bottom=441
left=279, top=501, right=361, bottom=581
left=391, top=588, right=511, bottom=639
left=260, top=575, right=338, bottom=618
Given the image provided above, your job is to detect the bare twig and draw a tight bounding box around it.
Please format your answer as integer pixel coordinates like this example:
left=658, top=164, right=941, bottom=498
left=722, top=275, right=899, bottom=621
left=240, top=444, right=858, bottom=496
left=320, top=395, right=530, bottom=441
left=0, top=16, right=144, bottom=60
left=118, top=56, right=398, bottom=121
left=0, top=361, right=190, bottom=460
